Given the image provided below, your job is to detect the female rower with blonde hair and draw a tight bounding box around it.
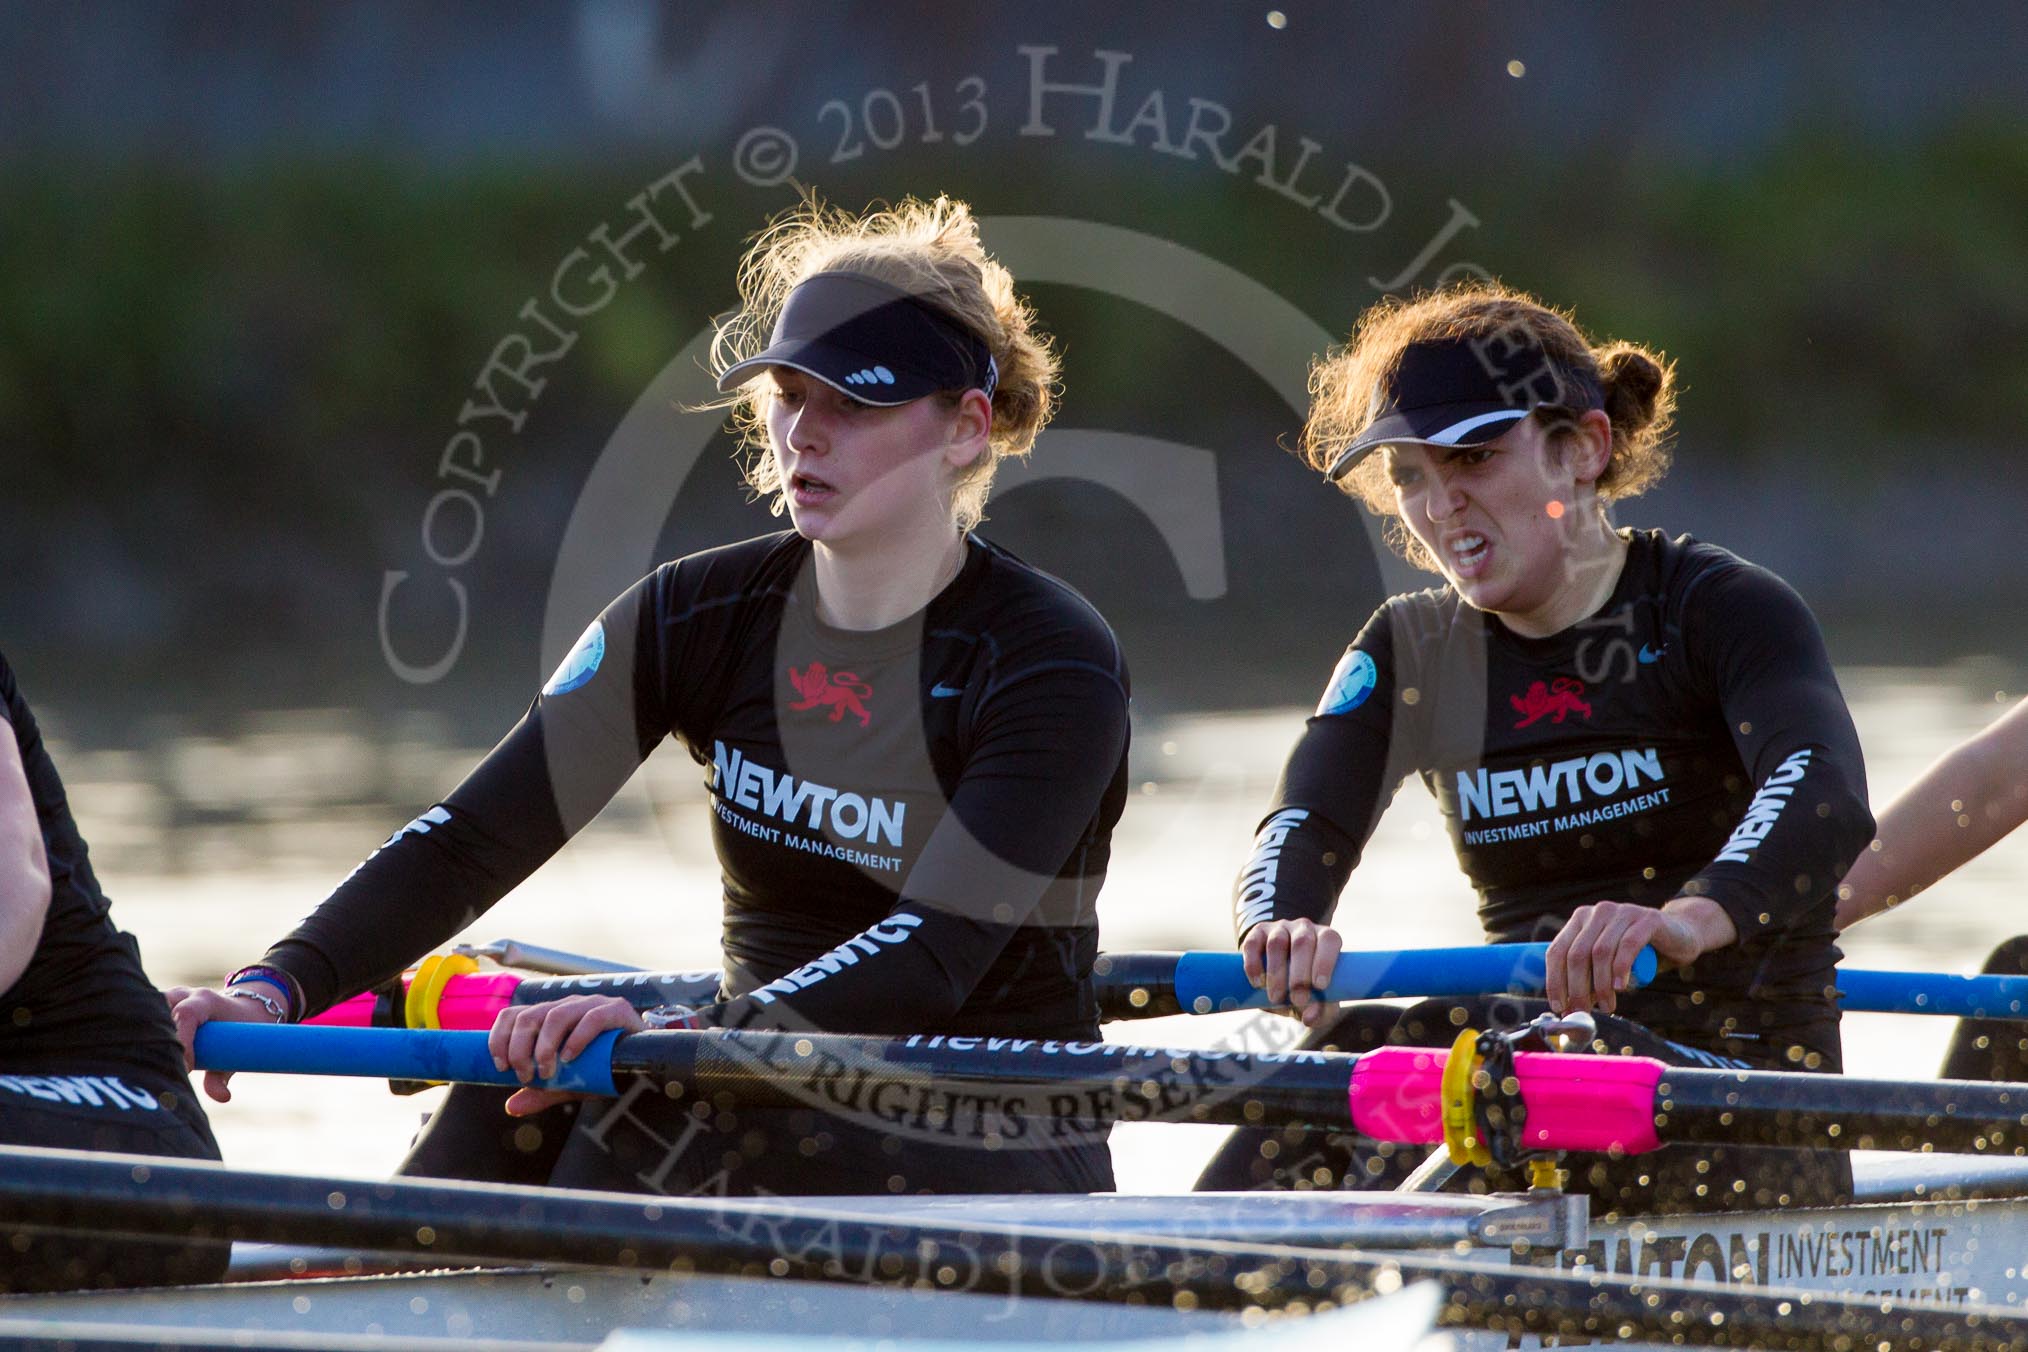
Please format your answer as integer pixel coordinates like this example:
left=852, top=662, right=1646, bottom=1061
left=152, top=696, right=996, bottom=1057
left=169, top=195, right=1130, bottom=1197
left=1198, top=281, right=1875, bottom=1215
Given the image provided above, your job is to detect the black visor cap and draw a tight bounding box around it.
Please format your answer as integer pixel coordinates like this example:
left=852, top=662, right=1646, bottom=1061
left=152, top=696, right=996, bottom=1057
left=716, top=271, right=996, bottom=406
left=1326, top=335, right=1602, bottom=480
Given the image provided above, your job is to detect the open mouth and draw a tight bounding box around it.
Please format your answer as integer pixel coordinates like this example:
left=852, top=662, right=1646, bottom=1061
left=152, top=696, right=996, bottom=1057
left=791, top=471, right=837, bottom=498
left=1447, top=532, right=1490, bottom=575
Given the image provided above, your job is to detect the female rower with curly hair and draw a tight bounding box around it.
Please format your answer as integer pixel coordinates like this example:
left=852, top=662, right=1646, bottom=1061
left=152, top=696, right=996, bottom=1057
left=1200, top=281, right=1874, bottom=1215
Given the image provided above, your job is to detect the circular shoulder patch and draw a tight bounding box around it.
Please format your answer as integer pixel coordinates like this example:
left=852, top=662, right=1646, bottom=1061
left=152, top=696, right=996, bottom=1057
left=543, top=621, right=606, bottom=696
left=1317, top=648, right=1378, bottom=716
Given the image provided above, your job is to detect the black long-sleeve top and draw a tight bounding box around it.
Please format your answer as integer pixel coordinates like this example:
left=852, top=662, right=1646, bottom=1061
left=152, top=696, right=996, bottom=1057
left=1232, top=530, right=1873, bottom=1052
left=265, top=533, right=1130, bottom=1039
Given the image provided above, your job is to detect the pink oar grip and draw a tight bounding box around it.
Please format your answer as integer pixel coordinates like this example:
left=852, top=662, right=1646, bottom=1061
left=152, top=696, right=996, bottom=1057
left=307, top=993, right=376, bottom=1028
left=303, top=972, right=522, bottom=1031
left=431, top=973, right=520, bottom=1030
left=1347, top=1045, right=1665, bottom=1155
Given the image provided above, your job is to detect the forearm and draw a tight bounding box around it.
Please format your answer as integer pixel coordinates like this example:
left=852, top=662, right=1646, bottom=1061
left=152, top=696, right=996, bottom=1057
left=1682, top=567, right=1874, bottom=942
left=0, top=736, right=50, bottom=995
left=1239, top=694, right=1403, bottom=940
left=263, top=710, right=584, bottom=1015
left=1232, top=807, right=1359, bottom=938
left=701, top=909, right=982, bottom=1033
left=261, top=815, right=529, bottom=1016
left=1837, top=719, right=2028, bottom=929
left=0, top=849, right=50, bottom=996
left=1682, top=744, right=1873, bottom=943
left=1661, top=895, right=1739, bottom=957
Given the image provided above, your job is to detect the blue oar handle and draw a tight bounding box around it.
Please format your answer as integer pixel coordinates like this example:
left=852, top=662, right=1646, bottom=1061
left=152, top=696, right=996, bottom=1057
left=1174, top=942, right=1660, bottom=1014
left=1838, top=968, right=2028, bottom=1019
left=194, top=1023, right=621, bottom=1095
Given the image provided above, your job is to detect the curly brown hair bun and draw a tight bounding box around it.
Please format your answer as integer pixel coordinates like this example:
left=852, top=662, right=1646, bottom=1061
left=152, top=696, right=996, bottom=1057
left=1590, top=341, right=1675, bottom=496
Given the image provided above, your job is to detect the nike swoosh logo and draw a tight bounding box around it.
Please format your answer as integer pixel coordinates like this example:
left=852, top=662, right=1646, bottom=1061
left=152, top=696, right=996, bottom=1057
left=930, top=683, right=964, bottom=698
left=1638, top=644, right=1664, bottom=664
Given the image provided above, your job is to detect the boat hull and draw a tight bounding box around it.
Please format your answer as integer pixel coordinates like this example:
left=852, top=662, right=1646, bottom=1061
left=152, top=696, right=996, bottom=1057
left=8, top=1157, right=2028, bottom=1347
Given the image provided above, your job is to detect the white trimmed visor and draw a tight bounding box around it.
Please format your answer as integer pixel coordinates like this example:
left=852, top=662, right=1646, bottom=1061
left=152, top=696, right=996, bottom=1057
left=1325, top=403, right=1530, bottom=481
left=714, top=271, right=998, bottom=408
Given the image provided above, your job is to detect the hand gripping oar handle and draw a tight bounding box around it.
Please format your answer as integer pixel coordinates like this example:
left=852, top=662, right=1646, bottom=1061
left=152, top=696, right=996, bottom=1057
left=1163, top=942, right=1660, bottom=1015
left=196, top=1022, right=623, bottom=1095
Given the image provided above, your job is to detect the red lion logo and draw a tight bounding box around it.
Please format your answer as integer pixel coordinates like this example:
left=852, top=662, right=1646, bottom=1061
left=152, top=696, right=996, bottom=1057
left=1510, top=677, right=1591, bottom=729
left=787, top=662, right=872, bottom=727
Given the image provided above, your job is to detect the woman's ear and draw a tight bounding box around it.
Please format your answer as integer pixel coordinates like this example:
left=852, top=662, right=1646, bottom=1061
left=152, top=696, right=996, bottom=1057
left=944, top=389, right=992, bottom=471
left=1565, top=407, right=1614, bottom=486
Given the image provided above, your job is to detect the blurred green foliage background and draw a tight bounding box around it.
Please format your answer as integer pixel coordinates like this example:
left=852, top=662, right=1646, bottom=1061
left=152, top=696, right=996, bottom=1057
left=3, top=3, right=2024, bottom=726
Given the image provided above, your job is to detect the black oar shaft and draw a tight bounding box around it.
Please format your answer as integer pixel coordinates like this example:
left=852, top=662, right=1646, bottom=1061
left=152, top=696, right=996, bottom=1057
left=511, top=971, right=720, bottom=1009
left=1657, top=1069, right=2028, bottom=1154
left=197, top=1022, right=2028, bottom=1159
left=612, top=1027, right=1354, bottom=1131
left=1, top=1146, right=2021, bottom=1352
left=637, top=1030, right=2028, bottom=1157
left=1092, top=951, right=1186, bottom=1018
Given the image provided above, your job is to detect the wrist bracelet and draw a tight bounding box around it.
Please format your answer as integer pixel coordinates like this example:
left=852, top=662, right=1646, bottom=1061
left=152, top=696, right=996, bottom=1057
left=227, top=986, right=289, bottom=1022
left=227, top=964, right=302, bottom=1022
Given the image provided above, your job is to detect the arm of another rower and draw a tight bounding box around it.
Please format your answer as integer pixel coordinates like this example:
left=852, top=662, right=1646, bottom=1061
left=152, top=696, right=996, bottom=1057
left=1835, top=696, right=2028, bottom=930
left=0, top=717, right=52, bottom=996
